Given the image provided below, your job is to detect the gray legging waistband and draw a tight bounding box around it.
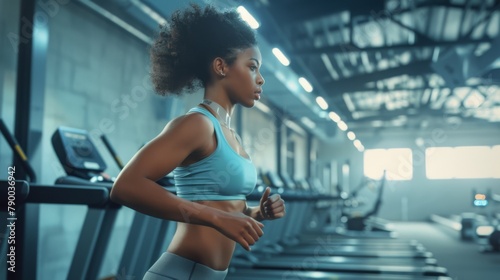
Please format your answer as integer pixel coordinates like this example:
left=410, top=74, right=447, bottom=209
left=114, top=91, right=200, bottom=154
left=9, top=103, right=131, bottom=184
left=143, top=252, right=228, bottom=280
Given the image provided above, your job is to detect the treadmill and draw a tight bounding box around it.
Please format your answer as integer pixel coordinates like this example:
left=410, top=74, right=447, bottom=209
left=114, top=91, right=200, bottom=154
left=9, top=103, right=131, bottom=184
left=52, top=127, right=178, bottom=279
left=227, top=269, right=453, bottom=280
left=227, top=177, right=449, bottom=278
left=0, top=119, right=110, bottom=280
left=263, top=172, right=433, bottom=259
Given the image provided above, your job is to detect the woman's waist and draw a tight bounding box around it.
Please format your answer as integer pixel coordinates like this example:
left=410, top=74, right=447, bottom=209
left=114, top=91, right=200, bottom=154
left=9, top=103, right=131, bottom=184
left=193, top=199, right=246, bottom=211
left=168, top=224, right=236, bottom=270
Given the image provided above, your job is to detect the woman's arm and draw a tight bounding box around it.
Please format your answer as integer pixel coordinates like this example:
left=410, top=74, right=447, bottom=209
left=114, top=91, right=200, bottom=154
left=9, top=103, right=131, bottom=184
left=244, top=204, right=265, bottom=222
left=110, top=113, right=216, bottom=224
left=110, top=113, right=264, bottom=250
left=244, top=187, right=286, bottom=221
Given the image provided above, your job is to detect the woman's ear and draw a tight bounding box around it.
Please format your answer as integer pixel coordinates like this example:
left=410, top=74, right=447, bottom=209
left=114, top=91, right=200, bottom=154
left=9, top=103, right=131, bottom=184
left=212, top=57, right=227, bottom=77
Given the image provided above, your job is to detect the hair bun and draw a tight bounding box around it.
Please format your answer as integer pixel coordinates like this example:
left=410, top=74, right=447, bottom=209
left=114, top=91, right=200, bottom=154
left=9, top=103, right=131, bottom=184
left=149, top=4, right=256, bottom=96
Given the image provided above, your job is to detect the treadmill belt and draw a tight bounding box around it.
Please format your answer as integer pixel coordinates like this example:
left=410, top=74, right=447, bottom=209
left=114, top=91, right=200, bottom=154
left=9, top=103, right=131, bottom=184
left=226, top=268, right=453, bottom=280
left=251, top=262, right=447, bottom=276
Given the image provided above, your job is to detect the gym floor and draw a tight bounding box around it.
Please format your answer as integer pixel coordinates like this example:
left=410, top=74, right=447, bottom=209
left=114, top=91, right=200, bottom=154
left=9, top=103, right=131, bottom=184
left=393, top=222, right=500, bottom=280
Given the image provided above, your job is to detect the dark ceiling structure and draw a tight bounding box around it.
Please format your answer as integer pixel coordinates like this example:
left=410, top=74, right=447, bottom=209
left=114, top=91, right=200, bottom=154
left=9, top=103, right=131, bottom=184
left=78, top=0, right=500, bottom=142
left=241, top=0, right=500, bottom=131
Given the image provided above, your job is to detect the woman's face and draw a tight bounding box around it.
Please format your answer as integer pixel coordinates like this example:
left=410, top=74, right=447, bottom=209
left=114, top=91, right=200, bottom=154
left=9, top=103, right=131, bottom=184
left=223, top=46, right=265, bottom=108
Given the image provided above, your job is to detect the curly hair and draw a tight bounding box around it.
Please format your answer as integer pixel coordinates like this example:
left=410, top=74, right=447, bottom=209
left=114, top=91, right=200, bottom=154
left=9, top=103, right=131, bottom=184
left=150, top=4, right=257, bottom=96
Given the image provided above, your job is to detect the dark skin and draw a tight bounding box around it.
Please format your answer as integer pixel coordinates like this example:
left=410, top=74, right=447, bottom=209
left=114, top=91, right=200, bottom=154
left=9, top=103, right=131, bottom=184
left=110, top=46, right=286, bottom=270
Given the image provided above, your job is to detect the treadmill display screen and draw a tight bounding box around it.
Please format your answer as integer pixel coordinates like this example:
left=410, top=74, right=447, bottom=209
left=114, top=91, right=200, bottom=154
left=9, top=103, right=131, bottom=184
left=473, top=193, right=488, bottom=207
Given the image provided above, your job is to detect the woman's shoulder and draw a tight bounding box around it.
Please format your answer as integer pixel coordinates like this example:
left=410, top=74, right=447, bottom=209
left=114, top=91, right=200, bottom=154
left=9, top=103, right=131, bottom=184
left=160, top=108, right=214, bottom=141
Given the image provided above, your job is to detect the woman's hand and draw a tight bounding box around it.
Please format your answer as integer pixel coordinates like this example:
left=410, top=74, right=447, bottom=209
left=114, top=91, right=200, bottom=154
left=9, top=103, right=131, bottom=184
left=259, top=187, right=286, bottom=220
left=212, top=211, right=264, bottom=251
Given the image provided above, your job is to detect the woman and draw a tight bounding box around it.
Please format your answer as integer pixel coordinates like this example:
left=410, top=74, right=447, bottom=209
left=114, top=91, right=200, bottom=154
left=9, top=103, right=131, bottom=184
left=110, top=4, right=286, bottom=280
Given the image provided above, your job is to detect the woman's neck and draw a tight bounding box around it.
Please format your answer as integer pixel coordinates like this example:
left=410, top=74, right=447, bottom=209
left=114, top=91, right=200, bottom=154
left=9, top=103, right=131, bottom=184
left=204, top=87, right=235, bottom=116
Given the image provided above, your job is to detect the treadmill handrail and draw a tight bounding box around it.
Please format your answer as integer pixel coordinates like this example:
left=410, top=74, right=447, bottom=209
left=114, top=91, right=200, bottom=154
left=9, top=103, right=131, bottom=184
left=246, top=187, right=340, bottom=202
left=0, top=180, right=30, bottom=204
left=100, top=134, right=125, bottom=169
left=26, top=183, right=109, bottom=207
left=0, top=118, right=37, bottom=182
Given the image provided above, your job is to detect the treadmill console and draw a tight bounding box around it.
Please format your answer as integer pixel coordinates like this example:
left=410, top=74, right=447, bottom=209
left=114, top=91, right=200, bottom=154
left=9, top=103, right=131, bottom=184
left=473, top=192, right=488, bottom=207
left=52, top=127, right=107, bottom=180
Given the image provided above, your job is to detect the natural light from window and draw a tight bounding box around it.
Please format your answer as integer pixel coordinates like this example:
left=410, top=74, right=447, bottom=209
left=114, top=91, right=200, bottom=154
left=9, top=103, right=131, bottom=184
left=426, top=146, right=500, bottom=179
left=364, top=148, right=413, bottom=180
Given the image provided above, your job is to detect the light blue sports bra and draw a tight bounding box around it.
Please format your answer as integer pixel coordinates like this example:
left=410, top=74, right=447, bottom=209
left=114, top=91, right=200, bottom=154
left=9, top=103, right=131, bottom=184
left=173, top=107, right=257, bottom=201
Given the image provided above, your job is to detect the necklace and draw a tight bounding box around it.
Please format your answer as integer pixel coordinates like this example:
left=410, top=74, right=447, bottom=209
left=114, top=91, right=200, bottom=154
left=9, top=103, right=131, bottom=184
left=201, top=99, right=232, bottom=129
left=200, top=99, right=244, bottom=146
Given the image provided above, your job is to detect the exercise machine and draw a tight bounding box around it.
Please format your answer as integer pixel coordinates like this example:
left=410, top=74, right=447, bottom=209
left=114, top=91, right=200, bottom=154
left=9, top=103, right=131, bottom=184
left=0, top=119, right=109, bottom=280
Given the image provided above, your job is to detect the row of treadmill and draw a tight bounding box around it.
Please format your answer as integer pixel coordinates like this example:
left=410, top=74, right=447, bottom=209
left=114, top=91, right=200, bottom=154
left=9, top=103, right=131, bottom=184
left=0, top=124, right=454, bottom=280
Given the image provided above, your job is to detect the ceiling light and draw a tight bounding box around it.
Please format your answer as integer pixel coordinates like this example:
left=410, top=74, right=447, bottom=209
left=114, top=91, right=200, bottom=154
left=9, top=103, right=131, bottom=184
left=272, top=48, right=290, bottom=66
left=328, top=111, right=341, bottom=122
left=445, top=96, right=461, bottom=109
left=337, top=121, right=348, bottom=131
left=298, top=77, right=313, bottom=92
left=316, top=96, right=328, bottom=110
left=463, top=90, right=485, bottom=109
left=343, top=93, right=356, bottom=112
left=353, top=139, right=364, bottom=152
left=237, top=6, right=259, bottom=29
left=347, top=131, right=356, bottom=140
left=130, top=0, right=167, bottom=25
left=321, top=53, right=339, bottom=80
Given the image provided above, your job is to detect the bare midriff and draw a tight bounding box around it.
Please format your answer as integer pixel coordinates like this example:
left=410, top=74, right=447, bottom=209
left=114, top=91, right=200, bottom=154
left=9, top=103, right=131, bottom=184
left=166, top=199, right=247, bottom=271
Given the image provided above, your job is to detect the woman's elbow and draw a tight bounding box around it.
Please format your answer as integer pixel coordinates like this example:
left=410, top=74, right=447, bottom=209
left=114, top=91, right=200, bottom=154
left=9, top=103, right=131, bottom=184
left=110, top=180, right=127, bottom=204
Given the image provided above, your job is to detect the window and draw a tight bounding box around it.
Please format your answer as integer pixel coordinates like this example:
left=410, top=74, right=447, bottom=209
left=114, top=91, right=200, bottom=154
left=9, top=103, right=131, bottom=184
left=364, top=148, right=413, bottom=180
left=426, top=146, right=500, bottom=179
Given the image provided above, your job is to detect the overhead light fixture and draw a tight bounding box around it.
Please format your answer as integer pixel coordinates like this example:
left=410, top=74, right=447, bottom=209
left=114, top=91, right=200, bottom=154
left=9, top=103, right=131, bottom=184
left=444, top=96, right=461, bottom=109
left=328, top=111, right=340, bottom=122
left=353, top=139, right=364, bottom=152
left=342, top=93, right=356, bottom=112
left=298, top=77, right=313, bottom=92
left=315, top=96, right=328, bottom=110
left=131, top=0, right=167, bottom=25
left=337, top=121, right=348, bottom=131
left=432, top=47, right=440, bottom=62
left=347, top=131, right=356, bottom=140
left=321, top=53, right=339, bottom=80
left=283, top=119, right=307, bottom=136
left=301, top=117, right=316, bottom=129
left=272, top=48, right=290, bottom=66
left=463, top=90, right=485, bottom=109
left=237, top=6, right=259, bottom=29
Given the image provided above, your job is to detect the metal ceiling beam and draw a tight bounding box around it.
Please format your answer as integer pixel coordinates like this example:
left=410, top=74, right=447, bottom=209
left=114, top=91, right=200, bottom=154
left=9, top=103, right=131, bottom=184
left=278, top=0, right=499, bottom=28
left=358, top=81, right=500, bottom=92
left=386, top=14, right=436, bottom=44
left=393, top=0, right=500, bottom=14
left=287, top=0, right=499, bottom=42
left=249, top=2, right=348, bottom=115
left=325, top=60, right=433, bottom=94
left=349, top=107, right=497, bottom=123
left=270, top=1, right=384, bottom=25
left=459, top=0, right=500, bottom=40
left=292, top=36, right=493, bottom=56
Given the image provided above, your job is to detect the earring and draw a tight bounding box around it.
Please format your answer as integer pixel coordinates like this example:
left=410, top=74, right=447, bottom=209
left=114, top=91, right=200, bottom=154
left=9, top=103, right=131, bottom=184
left=220, top=72, right=225, bottom=77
